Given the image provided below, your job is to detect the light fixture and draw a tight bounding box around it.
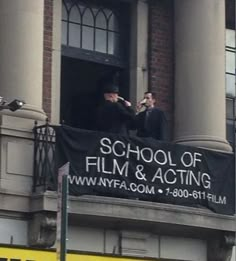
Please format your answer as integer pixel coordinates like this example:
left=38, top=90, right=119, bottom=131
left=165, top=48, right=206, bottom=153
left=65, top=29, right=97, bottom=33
left=0, top=97, right=25, bottom=112
left=8, top=99, right=25, bottom=111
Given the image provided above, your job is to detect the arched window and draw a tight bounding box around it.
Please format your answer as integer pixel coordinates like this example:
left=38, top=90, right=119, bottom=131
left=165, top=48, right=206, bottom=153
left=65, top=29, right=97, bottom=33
left=62, top=0, right=125, bottom=65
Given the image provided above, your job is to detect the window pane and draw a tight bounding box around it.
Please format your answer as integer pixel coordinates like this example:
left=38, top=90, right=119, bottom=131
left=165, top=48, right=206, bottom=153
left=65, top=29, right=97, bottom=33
left=108, top=14, right=119, bottom=31
left=96, top=11, right=107, bottom=29
left=226, top=74, right=236, bottom=96
left=226, top=51, right=236, bottom=74
left=104, top=8, right=112, bottom=18
left=78, top=3, right=86, bottom=14
left=226, top=119, right=235, bottom=145
left=226, top=29, right=236, bottom=48
left=226, top=98, right=234, bottom=119
left=62, top=21, right=68, bottom=45
left=83, top=8, right=94, bottom=26
left=62, top=4, right=68, bottom=20
left=108, top=32, right=119, bottom=55
left=69, top=23, right=81, bottom=48
left=63, top=0, right=72, bottom=10
left=82, top=26, right=94, bottom=50
left=70, top=5, right=81, bottom=23
left=95, top=29, right=106, bottom=53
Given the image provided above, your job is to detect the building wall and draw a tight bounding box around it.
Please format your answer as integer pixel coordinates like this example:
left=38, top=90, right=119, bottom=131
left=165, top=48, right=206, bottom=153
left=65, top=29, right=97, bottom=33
left=0, top=218, right=27, bottom=245
left=43, top=0, right=53, bottom=120
left=0, top=1, right=234, bottom=261
left=66, top=225, right=207, bottom=261
left=148, top=0, right=174, bottom=139
left=0, top=217, right=208, bottom=260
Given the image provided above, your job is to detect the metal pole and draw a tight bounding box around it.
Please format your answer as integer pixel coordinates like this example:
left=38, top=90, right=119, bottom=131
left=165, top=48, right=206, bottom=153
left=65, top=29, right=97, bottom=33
left=56, top=162, right=69, bottom=261
left=60, top=174, right=68, bottom=261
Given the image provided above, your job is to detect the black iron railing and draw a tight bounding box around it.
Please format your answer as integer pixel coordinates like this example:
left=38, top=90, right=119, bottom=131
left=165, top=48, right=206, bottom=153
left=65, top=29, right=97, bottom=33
left=33, top=120, right=57, bottom=192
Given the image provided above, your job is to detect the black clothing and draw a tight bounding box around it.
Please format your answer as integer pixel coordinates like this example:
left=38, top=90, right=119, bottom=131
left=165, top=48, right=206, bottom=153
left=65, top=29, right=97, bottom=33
left=135, top=107, right=167, bottom=140
left=96, top=100, right=135, bottom=135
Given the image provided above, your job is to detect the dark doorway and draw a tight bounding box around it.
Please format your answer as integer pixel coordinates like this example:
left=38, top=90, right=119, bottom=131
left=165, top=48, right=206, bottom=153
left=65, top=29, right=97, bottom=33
left=60, top=56, right=128, bottom=130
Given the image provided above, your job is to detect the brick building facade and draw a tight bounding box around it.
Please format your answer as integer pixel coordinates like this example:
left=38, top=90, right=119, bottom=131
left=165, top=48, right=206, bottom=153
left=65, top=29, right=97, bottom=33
left=0, top=1, right=235, bottom=261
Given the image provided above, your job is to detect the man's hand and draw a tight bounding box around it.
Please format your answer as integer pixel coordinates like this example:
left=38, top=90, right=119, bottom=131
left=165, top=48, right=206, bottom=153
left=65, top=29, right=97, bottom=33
left=136, top=102, right=144, bottom=112
left=124, top=100, right=131, bottom=107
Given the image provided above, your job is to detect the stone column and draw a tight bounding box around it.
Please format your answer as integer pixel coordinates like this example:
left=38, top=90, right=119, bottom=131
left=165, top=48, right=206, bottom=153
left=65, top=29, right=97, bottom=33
left=129, top=0, right=149, bottom=106
left=0, top=0, right=46, bottom=198
left=174, top=0, right=231, bottom=152
left=0, top=0, right=46, bottom=120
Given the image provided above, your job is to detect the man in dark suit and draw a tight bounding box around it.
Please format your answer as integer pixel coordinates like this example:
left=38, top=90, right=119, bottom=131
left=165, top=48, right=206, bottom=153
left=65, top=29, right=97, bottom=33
left=96, top=83, right=135, bottom=135
left=135, top=92, right=167, bottom=140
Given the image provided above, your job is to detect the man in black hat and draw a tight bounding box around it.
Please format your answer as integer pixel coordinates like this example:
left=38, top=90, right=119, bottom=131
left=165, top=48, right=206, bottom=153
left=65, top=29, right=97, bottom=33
left=95, top=83, right=135, bottom=135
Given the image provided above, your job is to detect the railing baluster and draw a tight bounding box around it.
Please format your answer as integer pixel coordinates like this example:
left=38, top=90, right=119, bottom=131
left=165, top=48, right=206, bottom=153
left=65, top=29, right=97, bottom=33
left=33, top=120, right=57, bottom=192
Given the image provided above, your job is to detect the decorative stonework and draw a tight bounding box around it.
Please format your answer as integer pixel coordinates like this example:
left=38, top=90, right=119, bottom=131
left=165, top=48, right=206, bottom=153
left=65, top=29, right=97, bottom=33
left=207, top=232, right=236, bottom=261
left=28, top=212, right=56, bottom=247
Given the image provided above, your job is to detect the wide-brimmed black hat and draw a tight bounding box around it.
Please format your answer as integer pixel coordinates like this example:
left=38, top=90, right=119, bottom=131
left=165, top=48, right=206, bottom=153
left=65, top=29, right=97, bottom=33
left=103, top=83, right=119, bottom=94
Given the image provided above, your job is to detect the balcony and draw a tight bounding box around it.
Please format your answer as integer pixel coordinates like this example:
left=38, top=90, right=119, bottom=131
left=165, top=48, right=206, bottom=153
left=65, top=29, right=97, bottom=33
left=31, top=121, right=236, bottom=235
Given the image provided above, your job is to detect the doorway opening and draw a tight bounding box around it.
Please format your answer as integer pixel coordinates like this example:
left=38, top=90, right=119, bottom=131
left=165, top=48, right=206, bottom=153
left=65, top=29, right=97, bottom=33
left=60, top=56, right=128, bottom=130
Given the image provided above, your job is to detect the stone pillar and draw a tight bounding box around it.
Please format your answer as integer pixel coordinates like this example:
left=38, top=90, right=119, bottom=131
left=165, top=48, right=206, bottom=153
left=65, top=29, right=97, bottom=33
left=0, top=0, right=46, bottom=199
left=0, top=0, right=46, bottom=120
left=129, top=0, right=149, bottom=106
left=174, top=0, right=231, bottom=152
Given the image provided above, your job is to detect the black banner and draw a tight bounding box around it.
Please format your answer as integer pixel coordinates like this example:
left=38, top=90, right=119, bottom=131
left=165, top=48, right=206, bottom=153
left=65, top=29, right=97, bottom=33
left=55, top=125, right=235, bottom=215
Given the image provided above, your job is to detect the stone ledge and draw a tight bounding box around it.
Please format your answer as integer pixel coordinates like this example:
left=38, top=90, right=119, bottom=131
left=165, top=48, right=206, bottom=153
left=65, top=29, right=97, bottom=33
left=0, top=189, right=30, bottom=213
left=31, top=191, right=236, bottom=232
